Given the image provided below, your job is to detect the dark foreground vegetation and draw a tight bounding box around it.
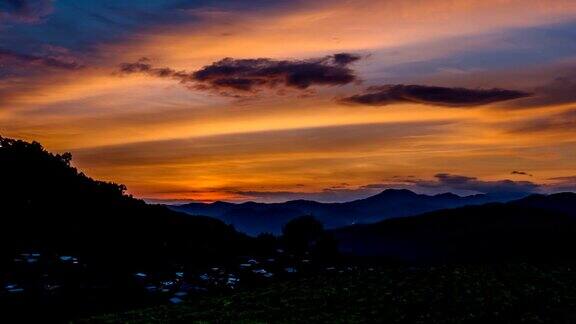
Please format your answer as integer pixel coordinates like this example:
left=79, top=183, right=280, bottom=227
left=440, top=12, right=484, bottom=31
left=80, top=263, right=576, bottom=324
left=0, top=136, right=337, bottom=323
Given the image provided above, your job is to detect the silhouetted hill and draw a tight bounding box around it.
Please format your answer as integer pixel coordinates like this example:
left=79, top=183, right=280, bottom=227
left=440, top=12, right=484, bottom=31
left=0, top=136, right=247, bottom=268
left=171, top=189, right=494, bottom=235
left=509, top=192, right=576, bottom=217
left=334, top=192, right=576, bottom=262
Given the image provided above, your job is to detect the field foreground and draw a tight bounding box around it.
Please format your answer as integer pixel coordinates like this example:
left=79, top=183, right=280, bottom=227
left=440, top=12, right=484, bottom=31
left=78, top=263, right=576, bottom=324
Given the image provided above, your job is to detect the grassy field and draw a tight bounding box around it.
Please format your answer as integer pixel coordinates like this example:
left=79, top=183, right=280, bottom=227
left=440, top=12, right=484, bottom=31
left=76, top=263, right=576, bottom=323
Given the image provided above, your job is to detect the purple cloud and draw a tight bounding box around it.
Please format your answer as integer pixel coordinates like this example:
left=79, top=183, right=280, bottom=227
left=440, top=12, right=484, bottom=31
left=0, top=48, right=83, bottom=70
left=340, top=84, right=531, bottom=107
left=412, top=173, right=540, bottom=197
left=506, top=108, right=576, bottom=134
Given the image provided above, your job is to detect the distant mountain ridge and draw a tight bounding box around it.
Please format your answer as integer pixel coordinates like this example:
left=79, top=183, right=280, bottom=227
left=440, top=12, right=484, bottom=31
left=170, top=189, right=500, bottom=235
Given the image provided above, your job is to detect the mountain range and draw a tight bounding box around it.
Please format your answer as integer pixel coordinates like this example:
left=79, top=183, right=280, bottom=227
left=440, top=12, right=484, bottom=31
left=170, top=190, right=499, bottom=235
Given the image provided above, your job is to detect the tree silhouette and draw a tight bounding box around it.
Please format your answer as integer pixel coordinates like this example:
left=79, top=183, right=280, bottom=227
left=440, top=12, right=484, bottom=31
left=282, top=216, right=337, bottom=257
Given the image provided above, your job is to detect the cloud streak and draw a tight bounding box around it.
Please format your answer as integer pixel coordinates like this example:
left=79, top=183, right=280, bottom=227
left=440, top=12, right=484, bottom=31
left=340, top=84, right=531, bottom=107
left=506, top=109, right=576, bottom=134
left=119, top=53, right=361, bottom=96
left=0, top=48, right=83, bottom=70
left=511, top=171, right=533, bottom=177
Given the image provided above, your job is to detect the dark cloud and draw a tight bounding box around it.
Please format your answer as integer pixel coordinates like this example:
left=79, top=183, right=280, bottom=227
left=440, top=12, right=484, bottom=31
left=119, top=53, right=361, bottom=96
left=0, top=0, right=53, bottom=23
left=511, top=171, right=533, bottom=177
left=340, top=84, right=531, bottom=107
left=192, top=53, right=360, bottom=90
left=0, top=48, right=83, bottom=70
left=408, top=173, right=540, bottom=199
left=332, top=53, right=362, bottom=65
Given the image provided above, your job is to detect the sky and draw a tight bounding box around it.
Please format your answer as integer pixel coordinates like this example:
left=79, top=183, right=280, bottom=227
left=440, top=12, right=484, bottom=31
left=1, top=0, right=576, bottom=203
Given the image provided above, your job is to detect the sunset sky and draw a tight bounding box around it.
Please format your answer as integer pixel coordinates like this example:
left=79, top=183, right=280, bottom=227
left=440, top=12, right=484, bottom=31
left=1, top=0, right=576, bottom=202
